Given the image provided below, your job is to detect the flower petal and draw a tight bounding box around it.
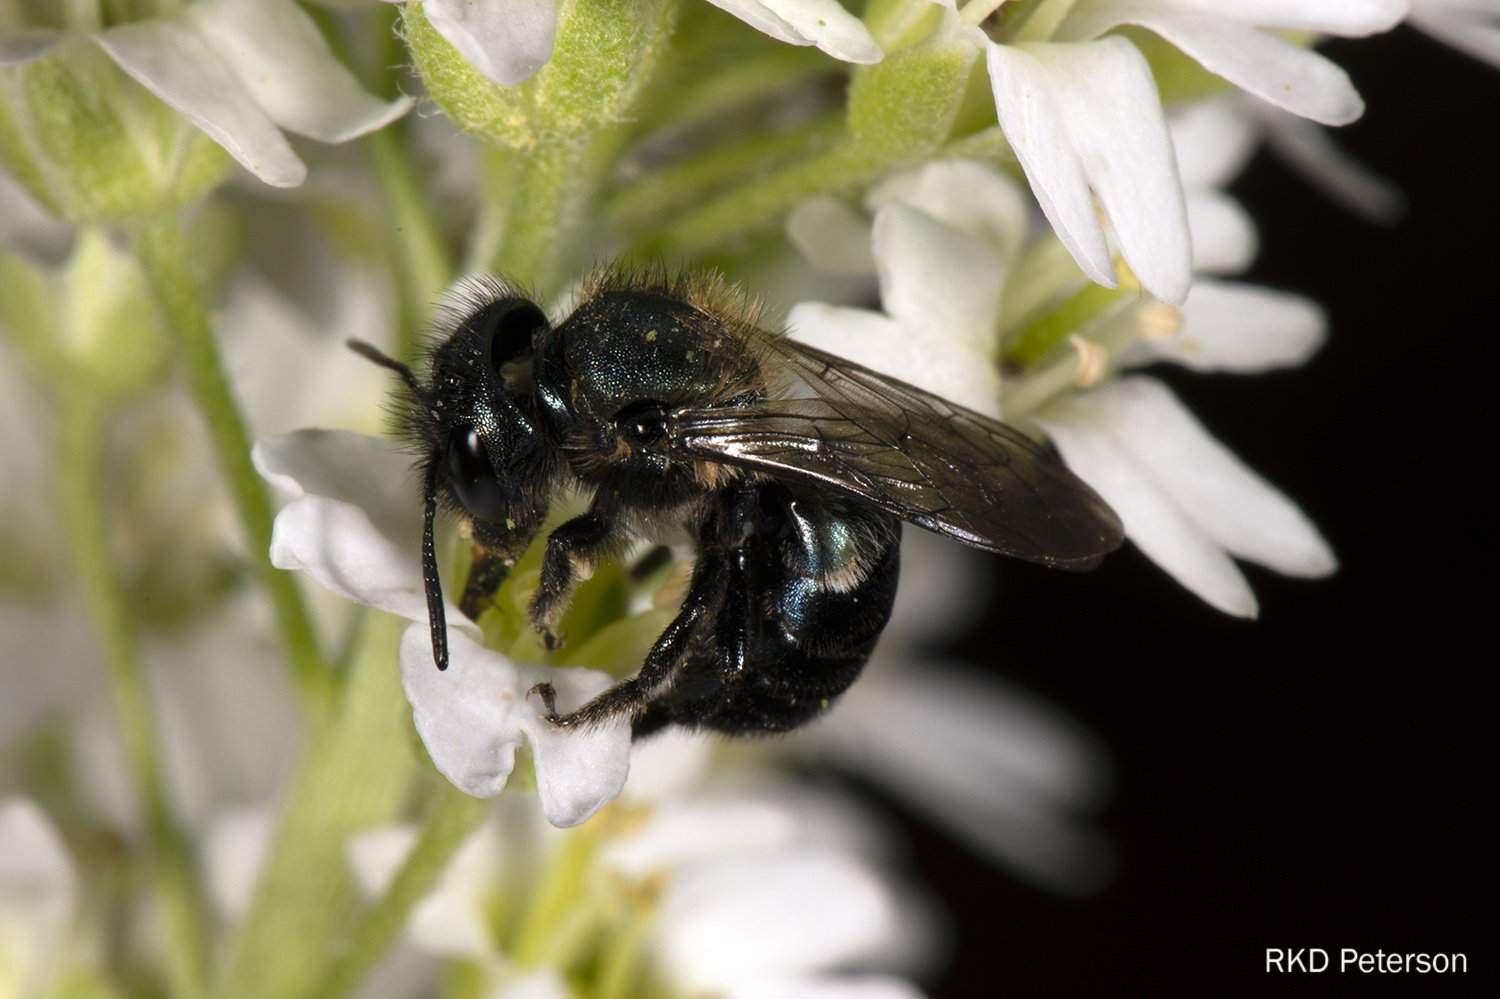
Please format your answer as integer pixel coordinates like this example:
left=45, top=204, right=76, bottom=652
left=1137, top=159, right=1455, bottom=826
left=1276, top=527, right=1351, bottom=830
left=424, top=0, right=557, bottom=87
left=1185, top=188, right=1258, bottom=274
left=1097, top=377, right=1336, bottom=576
left=760, top=0, right=884, bottom=63
left=93, top=21, right=305, bottom=187
left=400, top=625, right=528, bottom=798
left=255, top=429, right=423, bottom=549
left=516, top=667, right=632, bottom=828
left=984, top=40, right=1116, bottom=291
left=0, top=798, right=76, bottom=995
left=1174, top=0, right=1408, bottom=36
left=1023, top=37, right=1192, bottom=304
left=1169, top=97, right=1261, bottom=189
left=186, top=0, right=411, bottom=142
left=786, top=302, right=1002, bottom=418
left=656, top=849, right=906, bottom=991
left=787, top=195, right=876, bottom=276
left=1128, top=278, right=1325, bottom=372
left=726, top=978, right=927, bottom=999
left=604, top=799, right=802, bottom=877
left=801, top=660, right=1114, bottom=893
left=254, top=430, right=473, bottom=626
left=1037, top=386, right=1259, bottom=616
left=702, top=0, right=810, bottom=47
left=873, top=202, right=1005, bottom=350
left=1059, top=0, right=1367, bottom=125
left=267, top=489, right=437, bottom=622
left=1045, top=377, right=1335, bottom=605
left=1410, top=0, right=1500, bottom=69
left=868, top=159, right=1031, bottom=263
left=883, top=529, right=993, bottom=646
left=201, top=807, right=274, bottom=920
left=1255, top=104, right=1405, bottom=223
left=399, top=627, right=628, bottom=824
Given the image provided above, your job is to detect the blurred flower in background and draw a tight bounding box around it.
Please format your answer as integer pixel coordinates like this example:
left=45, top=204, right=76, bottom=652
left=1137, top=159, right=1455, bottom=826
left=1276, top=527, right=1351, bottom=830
left=1, top=0, right=1488, bottom=996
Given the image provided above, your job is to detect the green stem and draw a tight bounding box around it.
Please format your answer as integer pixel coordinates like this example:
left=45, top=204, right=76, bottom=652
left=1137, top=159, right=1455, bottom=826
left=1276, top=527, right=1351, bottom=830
left=364, top=126, right=455, bottom=361
left=644, top=143, right=871, bottom=256
left=307, top=786, right=491, bottom=999
left=132, top=217, right=334, bottom=721
left=479, top=137, right=594, bottom=293
left=57, top=386, right=209, bottom=999
left=605, top=114, right=845, bottom=238
left=213, top=612, right=415, bottom=999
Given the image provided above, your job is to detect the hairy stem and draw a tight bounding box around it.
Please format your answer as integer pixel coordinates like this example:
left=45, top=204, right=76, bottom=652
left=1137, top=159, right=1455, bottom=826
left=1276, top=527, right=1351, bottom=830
left=132, top=217, right=334, bottom=720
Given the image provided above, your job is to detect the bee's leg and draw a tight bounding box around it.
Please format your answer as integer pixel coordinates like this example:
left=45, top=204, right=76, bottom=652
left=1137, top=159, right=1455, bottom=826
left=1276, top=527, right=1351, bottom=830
left=465, top=515, right=546, bottom=621
left=459, top=545, right=514, bottom=620
left=530, top=507, right=730, bottom=729
left=526, top=512, right=614, bottom=649
left=634, top=485, right=902, bottom=736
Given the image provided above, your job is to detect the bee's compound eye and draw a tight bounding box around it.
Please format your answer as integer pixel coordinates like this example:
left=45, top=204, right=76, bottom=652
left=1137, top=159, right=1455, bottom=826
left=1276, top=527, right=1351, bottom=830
left=617, top=401, right=667, bottom=446
left=447, top=426, right=507, bottom=522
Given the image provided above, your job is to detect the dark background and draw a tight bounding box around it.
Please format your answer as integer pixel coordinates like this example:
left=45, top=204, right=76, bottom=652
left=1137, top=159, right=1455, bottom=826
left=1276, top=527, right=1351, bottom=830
left=904, top=24, right=1493, bottom=995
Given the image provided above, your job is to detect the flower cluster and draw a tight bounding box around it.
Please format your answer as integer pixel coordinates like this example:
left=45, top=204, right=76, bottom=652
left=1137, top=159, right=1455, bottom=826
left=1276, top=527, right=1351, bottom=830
left=2, top=1, right=1489, bottom=997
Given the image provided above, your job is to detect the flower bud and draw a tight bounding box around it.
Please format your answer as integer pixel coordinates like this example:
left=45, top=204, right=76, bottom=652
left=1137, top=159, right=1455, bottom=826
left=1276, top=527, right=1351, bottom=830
left=404, top=0, right=677, bottom=149
left=0, top=227, right=167, bottom=398
left=0, top=37, right=229, bottom=224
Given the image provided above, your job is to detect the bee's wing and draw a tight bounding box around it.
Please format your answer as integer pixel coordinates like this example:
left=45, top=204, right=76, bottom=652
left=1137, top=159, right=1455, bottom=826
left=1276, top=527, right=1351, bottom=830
left=666, top=339, right=1124, bottom=567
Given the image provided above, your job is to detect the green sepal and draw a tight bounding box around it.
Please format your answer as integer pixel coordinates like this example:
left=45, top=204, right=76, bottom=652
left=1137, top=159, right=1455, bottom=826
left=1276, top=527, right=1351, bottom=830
left=848, top=19, right=980, bottom=160
left=404, top=0, right=679, bottom=149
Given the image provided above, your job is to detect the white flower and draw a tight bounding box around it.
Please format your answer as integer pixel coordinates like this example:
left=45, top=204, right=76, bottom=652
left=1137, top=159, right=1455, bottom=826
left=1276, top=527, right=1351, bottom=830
left=0, top=0, right=412, bottom=188
left=0, top=799, right=77, bottom=998
left=345, top=744, right=936, bottom=998
left=254, top=428, right=632, bottom=827
left=1037, top=377, right=1335, bottom=618
left=786, top=158, right=1027, bottom=418
left=970, top=0, right=1407, bottom=303
left=404, top=0, right=882, bottom=88
left=788, top=157, right=1335, bottom=617
left=700, top=0, right=884, bottom=64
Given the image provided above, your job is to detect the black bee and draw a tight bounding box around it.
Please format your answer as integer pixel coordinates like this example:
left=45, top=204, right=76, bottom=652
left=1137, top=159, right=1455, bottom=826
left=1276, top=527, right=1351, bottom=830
left=350, top=270, right=1123, bottom=738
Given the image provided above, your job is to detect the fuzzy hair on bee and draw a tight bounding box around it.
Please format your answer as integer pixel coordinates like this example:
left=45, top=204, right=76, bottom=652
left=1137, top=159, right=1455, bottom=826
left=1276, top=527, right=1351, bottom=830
left=350, top=266, right=1124, bottom=738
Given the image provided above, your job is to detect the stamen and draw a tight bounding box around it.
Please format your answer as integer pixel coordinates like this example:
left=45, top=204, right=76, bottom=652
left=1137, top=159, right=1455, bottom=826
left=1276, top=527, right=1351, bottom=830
left=1138, top=304, right=1183, bottom=340
left=1069, top=334, right=1107, bottom=388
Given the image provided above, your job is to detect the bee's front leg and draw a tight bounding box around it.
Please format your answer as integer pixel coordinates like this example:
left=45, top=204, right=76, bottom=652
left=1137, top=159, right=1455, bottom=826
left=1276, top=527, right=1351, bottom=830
left=527, top=511, right=614, bottom=649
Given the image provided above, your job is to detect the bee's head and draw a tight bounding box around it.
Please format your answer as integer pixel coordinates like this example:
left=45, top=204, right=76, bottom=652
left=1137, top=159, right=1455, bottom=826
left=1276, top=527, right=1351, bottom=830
left=347, top=278, right=560, bottom=669
left=424, top=289, right=557, bottom=544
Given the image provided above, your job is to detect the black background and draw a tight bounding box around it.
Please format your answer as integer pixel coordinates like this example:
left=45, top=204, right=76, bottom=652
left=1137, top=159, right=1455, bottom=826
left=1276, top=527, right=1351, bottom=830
left=903, top=25, right=1493, bottom=995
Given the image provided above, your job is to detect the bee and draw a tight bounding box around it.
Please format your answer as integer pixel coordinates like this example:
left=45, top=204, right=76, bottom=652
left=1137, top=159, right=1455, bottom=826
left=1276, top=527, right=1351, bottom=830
left=350, top=270, right=1123, bottom=738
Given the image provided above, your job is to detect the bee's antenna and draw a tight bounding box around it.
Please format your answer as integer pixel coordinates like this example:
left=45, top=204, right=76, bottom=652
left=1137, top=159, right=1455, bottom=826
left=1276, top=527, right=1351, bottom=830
left=347, top=338, right=423, bottom=396
left=421, top=463, right=449, bottom=671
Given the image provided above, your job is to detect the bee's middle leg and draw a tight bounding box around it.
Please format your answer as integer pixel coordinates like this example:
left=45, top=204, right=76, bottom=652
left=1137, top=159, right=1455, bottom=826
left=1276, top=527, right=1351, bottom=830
left=531, top=510, right=730, bottom=729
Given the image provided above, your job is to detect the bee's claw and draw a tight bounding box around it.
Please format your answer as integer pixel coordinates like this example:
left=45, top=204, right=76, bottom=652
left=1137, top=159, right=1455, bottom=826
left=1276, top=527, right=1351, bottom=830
left=527, top=681, right=558, bottom=718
